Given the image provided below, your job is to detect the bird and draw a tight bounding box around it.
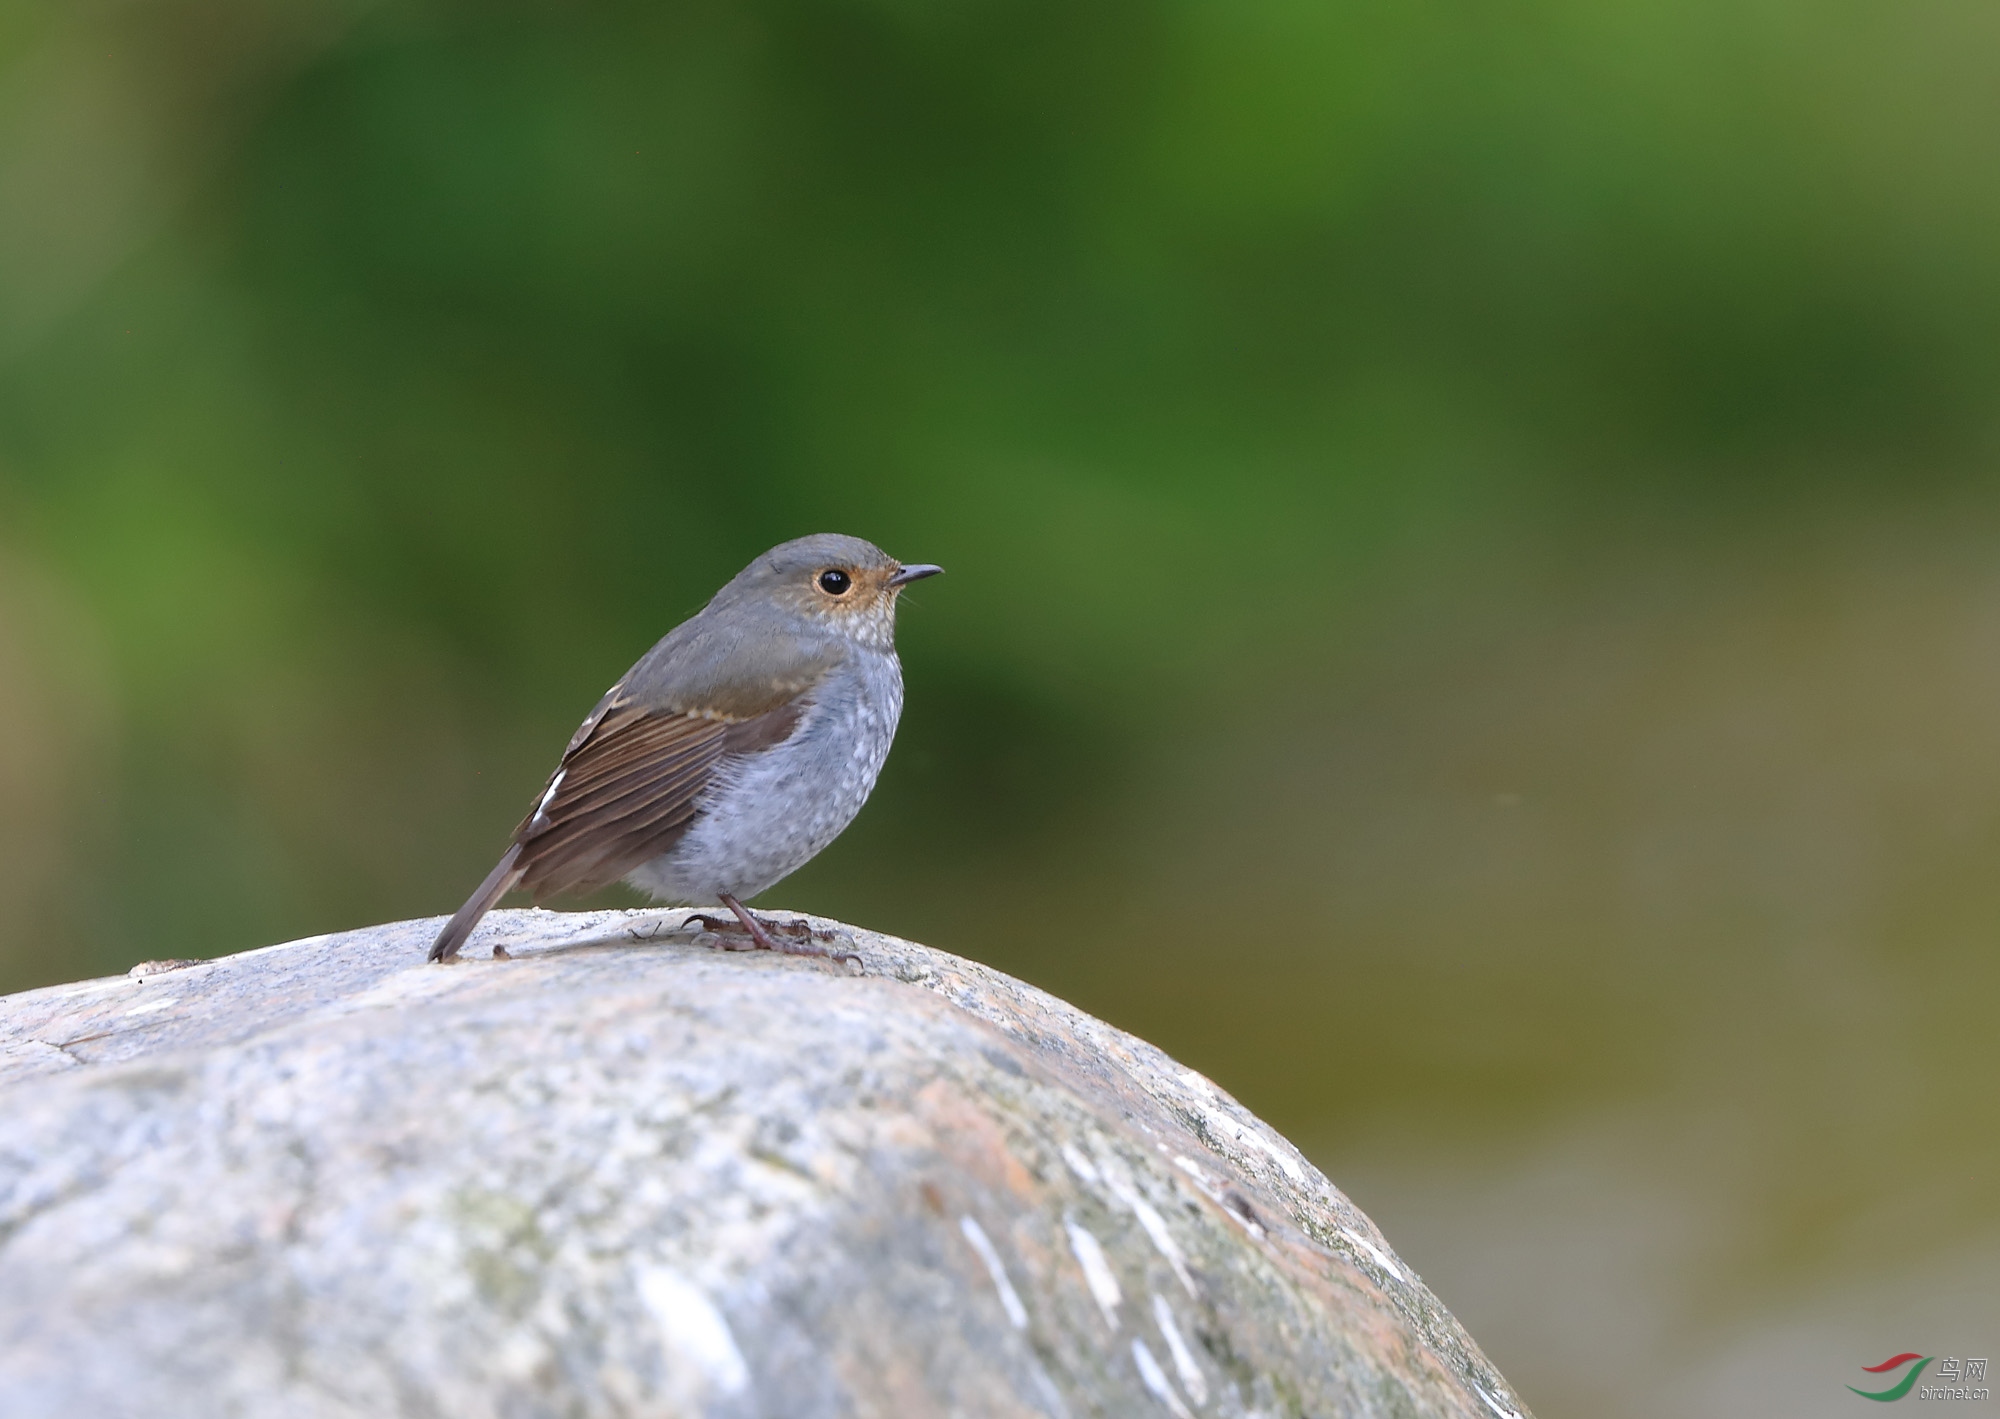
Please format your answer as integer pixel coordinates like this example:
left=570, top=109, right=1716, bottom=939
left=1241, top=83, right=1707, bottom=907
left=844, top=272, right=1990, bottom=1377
left=428, top=533, right=942, bottom=963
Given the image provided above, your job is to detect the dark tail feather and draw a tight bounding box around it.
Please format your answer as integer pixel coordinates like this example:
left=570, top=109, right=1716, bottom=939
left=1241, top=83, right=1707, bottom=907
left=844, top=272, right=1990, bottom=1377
left=429, top=843, right=526, bottom=962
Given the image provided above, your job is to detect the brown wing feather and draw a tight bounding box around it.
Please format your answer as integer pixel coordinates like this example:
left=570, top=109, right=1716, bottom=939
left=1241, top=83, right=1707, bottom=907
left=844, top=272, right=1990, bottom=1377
left=429, top=628, right=838, bottom=959
left=511, top=698, right=805, bottom=902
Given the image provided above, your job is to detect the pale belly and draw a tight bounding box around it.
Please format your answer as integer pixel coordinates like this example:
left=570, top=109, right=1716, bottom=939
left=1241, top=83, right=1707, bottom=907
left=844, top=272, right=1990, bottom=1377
left=625, top=654, right=904, bottom=904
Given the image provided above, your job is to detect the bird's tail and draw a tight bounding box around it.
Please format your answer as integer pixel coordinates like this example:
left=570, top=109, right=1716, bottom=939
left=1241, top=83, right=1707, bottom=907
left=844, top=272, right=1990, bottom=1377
left=429, top=843, right=526, bottom=962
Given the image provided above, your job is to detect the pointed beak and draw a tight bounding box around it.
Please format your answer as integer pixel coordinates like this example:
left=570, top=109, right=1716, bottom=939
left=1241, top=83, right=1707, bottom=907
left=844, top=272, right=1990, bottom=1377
left=887, top=563, right=944, bottom=587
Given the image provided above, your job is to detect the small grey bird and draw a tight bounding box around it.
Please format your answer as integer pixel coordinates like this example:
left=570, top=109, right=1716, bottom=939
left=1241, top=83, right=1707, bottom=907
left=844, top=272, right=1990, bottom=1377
left=429, top=534, right=941, bottom=963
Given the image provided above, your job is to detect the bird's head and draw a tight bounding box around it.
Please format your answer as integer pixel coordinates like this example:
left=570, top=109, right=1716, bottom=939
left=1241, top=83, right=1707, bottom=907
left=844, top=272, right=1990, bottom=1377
left=716, top=533, right=942, bottom=649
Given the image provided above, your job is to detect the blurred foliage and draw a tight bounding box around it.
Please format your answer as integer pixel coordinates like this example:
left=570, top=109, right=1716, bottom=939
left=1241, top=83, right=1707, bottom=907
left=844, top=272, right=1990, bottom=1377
left=5, top=1, right=2000, bottom=1414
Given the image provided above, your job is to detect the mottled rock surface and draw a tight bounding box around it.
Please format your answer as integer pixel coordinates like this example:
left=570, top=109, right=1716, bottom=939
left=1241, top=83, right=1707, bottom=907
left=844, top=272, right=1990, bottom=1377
left=0, top=909, right=1532, bottom=1419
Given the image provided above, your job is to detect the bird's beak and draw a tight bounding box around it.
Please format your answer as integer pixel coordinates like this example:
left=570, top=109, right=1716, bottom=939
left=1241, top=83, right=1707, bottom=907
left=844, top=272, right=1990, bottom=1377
left=887, top=563, right=944, bottom=587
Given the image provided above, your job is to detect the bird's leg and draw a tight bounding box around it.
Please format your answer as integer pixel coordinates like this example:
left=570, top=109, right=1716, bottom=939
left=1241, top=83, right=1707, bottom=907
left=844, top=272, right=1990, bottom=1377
left=718, top=894, right=861, bottom=969
left=690, top=911, right=810, bottom=941
left=716, top=895, right=784, bottom=951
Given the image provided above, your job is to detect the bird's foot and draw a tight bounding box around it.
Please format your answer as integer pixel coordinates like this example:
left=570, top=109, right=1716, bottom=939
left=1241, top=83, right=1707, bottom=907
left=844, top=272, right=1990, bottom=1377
left=712, top=895, right=863, bottom=972
left=683, top=913, right=761, bottom=951
left=682, top=912, right=822, bottom=948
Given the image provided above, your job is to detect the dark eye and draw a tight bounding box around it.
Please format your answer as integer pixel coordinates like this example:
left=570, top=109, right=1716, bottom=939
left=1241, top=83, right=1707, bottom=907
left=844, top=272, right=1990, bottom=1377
left=817, top=568, right=852, bottom=596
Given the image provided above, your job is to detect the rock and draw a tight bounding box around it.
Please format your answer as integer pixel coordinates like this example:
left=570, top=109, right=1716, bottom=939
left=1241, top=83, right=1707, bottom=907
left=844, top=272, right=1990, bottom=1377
left=0, top=908, right=1532, bottom=1419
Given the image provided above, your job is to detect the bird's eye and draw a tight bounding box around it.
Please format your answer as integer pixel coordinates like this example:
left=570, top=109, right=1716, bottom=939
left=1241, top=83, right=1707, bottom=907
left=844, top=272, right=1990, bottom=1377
left=817, top=569, right=852, bottom=596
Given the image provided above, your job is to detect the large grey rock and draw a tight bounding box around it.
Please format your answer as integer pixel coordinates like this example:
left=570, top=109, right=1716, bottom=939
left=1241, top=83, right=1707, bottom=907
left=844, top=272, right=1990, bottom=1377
left=0, top=909, right=1532, bottom=1419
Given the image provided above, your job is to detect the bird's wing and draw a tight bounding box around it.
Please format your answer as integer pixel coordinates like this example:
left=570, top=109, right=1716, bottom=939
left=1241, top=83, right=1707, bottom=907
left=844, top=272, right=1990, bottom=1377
left=509, top=695, right=807, bottom=902
left=425, top=658, right=821, bottom=960
left=430, top=619, right=844, bottom=959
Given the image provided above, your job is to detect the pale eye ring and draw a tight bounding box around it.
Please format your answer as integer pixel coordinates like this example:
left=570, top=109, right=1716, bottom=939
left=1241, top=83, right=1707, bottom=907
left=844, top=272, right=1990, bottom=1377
left=817, top=568, right=852, bottom=596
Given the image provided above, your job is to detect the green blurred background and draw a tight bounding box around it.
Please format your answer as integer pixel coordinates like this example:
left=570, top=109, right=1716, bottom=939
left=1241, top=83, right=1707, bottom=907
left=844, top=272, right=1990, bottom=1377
left=3, top=0, right=1997, bottom=1413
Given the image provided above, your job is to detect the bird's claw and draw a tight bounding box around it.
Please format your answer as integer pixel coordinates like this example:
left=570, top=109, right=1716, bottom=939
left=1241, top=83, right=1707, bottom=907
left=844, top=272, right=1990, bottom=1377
left=688, top=901, right=866, bottom=974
